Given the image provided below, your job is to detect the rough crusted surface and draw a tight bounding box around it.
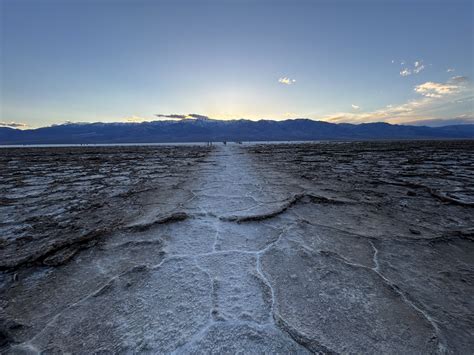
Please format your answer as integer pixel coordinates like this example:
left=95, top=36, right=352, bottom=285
left=1, top=141, right=473, bottom=354
left=0, top=146, right=210, bottom=270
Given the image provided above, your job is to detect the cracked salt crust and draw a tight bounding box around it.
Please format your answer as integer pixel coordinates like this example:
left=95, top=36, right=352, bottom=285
left=1, top=141, right=473, bottom=353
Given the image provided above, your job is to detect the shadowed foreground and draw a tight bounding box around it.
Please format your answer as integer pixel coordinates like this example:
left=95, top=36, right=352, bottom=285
left=1, top=141, right=473, bottom=353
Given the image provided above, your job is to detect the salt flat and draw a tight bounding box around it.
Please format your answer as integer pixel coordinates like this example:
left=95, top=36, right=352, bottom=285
left=1, top=141, right=473, bottom=354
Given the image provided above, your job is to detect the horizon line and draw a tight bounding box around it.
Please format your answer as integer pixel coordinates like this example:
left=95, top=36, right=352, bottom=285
left=2, top=116, right=474, bottom=130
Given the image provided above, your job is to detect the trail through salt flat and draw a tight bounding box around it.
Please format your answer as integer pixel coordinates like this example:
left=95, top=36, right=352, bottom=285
left=10, top=144, right=309, bottom=353
left=167, top=144, right=309, bottom=352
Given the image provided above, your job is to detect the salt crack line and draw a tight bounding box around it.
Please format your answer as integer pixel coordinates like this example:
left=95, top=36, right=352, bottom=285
left=220, top=193, right=349, bottom=222
left=125, top=211, right=189, bottom=232
left=368, top=241, right=447, bottom=353
left=254, top=224, right=294, bottom=325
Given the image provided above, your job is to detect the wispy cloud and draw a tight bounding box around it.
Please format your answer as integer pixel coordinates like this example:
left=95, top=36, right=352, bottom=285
left=155, top=113, right=188, bottom=119
left=447, top=68, right=455, bottom=73
left=187, top=113, right=210, bottom=120
left=351, top=104, right=360, bottom=110
left=278, top=77, right=296, bottom=85
left=414, top=76, right=468, bottom=98
left=0, top=121, right=28, bottom=128
left=413, top=61, right=425, bottom=74
left=414, top=82, right=458, bottom=98
left=155, top=113, right=211, bottom=120
left=450, top=75, right=469, bottom=84
left=400, top=68, right=411, bottom=76
left=399, top=59, right=425, bottom=76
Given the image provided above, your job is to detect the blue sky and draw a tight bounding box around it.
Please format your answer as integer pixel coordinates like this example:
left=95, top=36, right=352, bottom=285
left=1, top=0, right=473, bottom=128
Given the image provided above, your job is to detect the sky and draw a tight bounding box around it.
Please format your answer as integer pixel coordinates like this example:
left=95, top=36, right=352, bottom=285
left=1, top=0, right=473, bottom=129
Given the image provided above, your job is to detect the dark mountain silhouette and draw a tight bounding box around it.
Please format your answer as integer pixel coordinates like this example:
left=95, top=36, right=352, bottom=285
left=0, top=119, right=473, bottom=144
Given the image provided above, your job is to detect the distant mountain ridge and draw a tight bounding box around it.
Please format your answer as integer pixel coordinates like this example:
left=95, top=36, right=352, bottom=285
left=1, top=119, right=473, bottom=144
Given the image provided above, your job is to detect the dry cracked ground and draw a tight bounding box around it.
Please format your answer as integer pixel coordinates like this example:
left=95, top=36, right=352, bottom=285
left=0, top=141, right=473, bottom=354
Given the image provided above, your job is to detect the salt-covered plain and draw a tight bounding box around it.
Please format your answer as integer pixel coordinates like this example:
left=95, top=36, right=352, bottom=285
left=1, top=141, right=473, bottom=353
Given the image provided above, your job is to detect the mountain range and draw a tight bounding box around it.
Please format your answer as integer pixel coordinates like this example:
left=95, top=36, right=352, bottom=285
left=1, top=119, right=473, bottom=145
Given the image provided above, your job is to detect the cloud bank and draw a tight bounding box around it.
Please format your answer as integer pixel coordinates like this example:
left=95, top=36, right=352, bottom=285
left=323, top=76, right=472, bottom=125
left=403, top=115, right=473, bottom=127
left=0, top=121, right=28, bottom=128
